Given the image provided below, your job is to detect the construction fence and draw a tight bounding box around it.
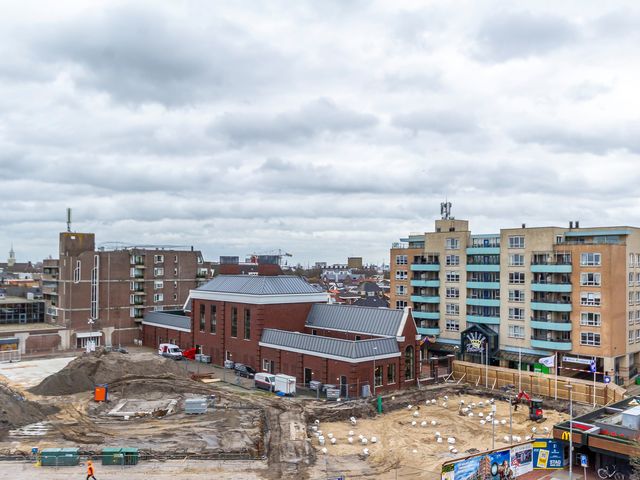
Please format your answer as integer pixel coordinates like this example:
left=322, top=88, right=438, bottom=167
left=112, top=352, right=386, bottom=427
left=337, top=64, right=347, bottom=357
left=451, top=360, right=626, bottom=406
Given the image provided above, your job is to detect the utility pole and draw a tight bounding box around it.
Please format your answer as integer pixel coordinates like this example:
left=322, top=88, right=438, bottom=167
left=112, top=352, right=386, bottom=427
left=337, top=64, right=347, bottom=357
left=568, top=384, right=574, bottom=480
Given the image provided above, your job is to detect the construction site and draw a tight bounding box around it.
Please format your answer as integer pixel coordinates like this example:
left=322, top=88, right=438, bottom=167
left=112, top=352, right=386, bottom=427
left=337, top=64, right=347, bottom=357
left=0, top=348, right=586, bottom=479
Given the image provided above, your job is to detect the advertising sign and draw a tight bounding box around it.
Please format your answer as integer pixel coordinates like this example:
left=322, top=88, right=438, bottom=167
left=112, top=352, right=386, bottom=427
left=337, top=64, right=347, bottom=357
left=509, top=444, right=533, bottom=477
left=532, top=440, right=565, bottom=469
left=562, top=356, right=592, bottom=365
left=464, top=331, right=488, bottom=353
left=533, top=363, right=550, bottom=374
left=442, top=448, right=513, bottom=480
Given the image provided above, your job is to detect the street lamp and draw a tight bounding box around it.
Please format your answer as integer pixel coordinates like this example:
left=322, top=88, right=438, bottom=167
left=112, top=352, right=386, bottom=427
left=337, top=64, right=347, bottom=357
left=567, top=384, right=573, bottom=480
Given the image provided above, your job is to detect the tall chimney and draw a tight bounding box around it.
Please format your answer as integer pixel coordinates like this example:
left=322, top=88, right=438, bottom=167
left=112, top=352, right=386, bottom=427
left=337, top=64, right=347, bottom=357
left=569, top=221, right=574, bottom=229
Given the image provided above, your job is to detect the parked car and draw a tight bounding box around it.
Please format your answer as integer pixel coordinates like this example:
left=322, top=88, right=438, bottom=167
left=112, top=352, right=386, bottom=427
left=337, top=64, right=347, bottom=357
left=254, top=372, right=276, bottom=391
left=234, top=363, right=256, bottom=378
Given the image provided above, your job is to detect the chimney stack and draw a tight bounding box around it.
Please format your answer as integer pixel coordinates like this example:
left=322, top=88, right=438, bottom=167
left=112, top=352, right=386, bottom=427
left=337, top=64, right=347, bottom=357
left=569, top=221, right=574, bottom=229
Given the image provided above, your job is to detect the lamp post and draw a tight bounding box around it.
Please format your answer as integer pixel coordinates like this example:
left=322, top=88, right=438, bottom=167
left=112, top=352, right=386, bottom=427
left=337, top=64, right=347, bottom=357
left=484, top=340, right=489, bottom=389
left=509, top=392, right=513, bottom=444
left=567, top=384, right=573, bottom=480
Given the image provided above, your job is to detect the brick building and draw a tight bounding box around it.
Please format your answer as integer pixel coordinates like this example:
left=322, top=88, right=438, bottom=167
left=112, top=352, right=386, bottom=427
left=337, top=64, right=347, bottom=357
left=39, top=231, right=210, bottom=351
left=142, top=273, right=421, bottom=395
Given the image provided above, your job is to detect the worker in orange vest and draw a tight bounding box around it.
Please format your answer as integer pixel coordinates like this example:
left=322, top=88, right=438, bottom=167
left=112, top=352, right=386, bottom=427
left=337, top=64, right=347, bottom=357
left=86, top=459, right=97, bottom=480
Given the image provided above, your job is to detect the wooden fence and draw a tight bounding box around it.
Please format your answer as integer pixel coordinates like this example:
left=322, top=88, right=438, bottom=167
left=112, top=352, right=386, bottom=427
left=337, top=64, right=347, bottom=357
left=452, top=360, right=627, bottom=406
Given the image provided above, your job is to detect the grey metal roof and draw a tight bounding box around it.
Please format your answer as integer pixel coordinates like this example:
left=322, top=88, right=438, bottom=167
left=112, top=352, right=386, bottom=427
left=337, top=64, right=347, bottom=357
left=196, top=275, right=321, bottom=295
left=305, top=304, right=405, bottom=337
left=260, top=329, right=399, bottom=359
left=142, top=310, right=191, bottom=331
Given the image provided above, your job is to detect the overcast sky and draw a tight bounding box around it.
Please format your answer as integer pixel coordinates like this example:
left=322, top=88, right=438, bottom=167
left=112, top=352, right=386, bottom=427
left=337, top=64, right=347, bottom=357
left=1, top=1, right=640, bottom=266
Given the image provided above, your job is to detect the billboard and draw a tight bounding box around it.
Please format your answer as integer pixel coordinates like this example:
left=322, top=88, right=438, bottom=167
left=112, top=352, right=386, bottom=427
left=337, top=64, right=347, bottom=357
left=532, top=439, right=566, bottom=469
left=441, top=440, right=559, bottom=480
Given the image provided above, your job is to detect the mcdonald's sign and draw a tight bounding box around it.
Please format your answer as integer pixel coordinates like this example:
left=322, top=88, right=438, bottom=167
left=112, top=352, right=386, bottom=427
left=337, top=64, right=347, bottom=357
left=561, top=431, right=570, bottom=441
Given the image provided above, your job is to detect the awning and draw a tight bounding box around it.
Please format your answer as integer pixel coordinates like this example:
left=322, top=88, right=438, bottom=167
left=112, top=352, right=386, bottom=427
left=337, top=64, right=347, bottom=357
left=499, top=351, right=541, bottom=365
left=76, top=331, right=103, bottom=338
left=0, top=337, right=19, bottom=345
left=429, top=342, right=459, bottom=353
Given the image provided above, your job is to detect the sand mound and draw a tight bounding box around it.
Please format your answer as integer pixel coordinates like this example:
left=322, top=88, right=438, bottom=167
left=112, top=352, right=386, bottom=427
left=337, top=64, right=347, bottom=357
left=0, top=383, right=56, bottom=430
left=29, top=350, right=189, bottom=396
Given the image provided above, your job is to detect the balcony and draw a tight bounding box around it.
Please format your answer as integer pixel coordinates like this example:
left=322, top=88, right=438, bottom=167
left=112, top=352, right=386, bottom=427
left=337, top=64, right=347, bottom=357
left=530, top=319, right=572, bottom=332
left=467, top=315, right=500, bottom=325
left=417, top=326, right=441, bottom=336
left=131, top=296, right=145, bottom=306
left=130, top=269, right=144, bottom=279
left=531, top=283, right=572, bottom=293
left=411, top=264, right=440, bottom=272
left=130, top=255, right=146, bottom=267
left=466, top=247, right=500, bottom=255
left=466, top=298, right=500, bottom=307
left=411, top=295, right=440, bottom=304
left=411, top=279, right=440, bottom=288
left=531, top=264, right=572, bottom=274
left=413, top=311, right=440, bottom=320
left=530, top=337, right=572, bottom=351
left=467, top=264, right=500, bottom=272
left=467, top=281, right=500, bottom=290
left=531, top=301, right=572, bottom=313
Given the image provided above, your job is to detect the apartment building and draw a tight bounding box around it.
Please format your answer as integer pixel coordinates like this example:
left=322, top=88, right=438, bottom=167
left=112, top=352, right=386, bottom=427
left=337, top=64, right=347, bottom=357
left=43, top=231, right=210, bottom=349
left=390, top=213, right=640, bottom=384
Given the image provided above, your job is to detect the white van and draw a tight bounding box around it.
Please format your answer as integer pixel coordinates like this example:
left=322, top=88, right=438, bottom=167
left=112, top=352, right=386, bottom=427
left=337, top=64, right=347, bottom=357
left=274, top=374, right=297, bottom=396
left=158, top=343, right=183, bottom=360
left=254, top=373, right=276, bottom=392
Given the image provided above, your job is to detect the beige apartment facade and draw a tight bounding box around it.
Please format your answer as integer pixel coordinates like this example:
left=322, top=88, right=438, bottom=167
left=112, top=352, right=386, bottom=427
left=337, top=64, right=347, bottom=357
left=390, top=215, right=640, bottom=385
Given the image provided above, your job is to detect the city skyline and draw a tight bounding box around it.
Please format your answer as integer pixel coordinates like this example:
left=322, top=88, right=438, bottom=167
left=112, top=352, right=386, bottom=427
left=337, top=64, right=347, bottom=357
left=2, top=1, right=640, bottom=264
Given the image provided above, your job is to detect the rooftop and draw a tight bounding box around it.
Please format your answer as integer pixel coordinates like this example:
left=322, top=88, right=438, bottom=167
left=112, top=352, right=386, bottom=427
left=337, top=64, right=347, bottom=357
left=306, top=304, right=406, bottom=337
left=0, top=296, right=42, bottom=305
left=142, top=310, right=190, bottom=332
left=196, top=275, right=322, bottom=295
left=259, top=328, right=399, bottom=361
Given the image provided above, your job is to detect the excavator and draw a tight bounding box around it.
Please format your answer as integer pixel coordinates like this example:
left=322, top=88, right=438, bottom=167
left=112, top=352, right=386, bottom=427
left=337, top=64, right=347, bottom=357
left=511, top=390, right=545, bottom=422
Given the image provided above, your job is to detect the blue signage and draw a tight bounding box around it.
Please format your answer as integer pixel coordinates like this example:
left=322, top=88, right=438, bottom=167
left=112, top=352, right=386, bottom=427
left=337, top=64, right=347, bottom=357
left=580, top=454, right=588, bottom=468
left=589, top=360, right=596, bottom=373
left=452, top=449, right=511, bottom=480
left=532, top=439, right=565, bottom=469
left=604, top=376, right=611, bottom=384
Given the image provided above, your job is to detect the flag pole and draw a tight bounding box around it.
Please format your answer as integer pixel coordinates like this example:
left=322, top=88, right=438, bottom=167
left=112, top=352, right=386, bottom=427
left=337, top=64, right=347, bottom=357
left=554, top=351, right=558, bottom=400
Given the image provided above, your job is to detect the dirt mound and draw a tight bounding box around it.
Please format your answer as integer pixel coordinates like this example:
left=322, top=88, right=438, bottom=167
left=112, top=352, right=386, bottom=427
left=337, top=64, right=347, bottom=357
left=29, top=350, right=189, bottom=396
left=0, top=383, right=56, bottom=430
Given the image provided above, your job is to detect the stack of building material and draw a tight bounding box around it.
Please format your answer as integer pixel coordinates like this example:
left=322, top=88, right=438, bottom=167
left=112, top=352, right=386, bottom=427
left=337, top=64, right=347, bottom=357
left=184, top=397, right=207, bottom=414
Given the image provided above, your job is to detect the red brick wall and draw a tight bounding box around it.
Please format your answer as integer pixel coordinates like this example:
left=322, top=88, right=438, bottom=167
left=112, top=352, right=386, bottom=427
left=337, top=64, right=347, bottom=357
left=142, top=325, right=193, bottom=350
left=191, top=299, right=319, bottom=368
left=25, top=333, right=61, bottom=354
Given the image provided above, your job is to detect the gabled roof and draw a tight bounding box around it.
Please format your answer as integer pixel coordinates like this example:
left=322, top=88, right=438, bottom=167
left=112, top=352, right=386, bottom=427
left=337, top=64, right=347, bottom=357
left=196, top=275, right=321, bottom=295
left=306, top=304, right=406, bottom=337
left=259, top=329, right=399, bottom=362
left=142, top=310, right=190, bottom=332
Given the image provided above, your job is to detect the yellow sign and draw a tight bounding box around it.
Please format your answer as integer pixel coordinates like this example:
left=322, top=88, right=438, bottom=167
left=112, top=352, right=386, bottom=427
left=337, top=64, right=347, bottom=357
left=561, top=431, right=570, bottom=441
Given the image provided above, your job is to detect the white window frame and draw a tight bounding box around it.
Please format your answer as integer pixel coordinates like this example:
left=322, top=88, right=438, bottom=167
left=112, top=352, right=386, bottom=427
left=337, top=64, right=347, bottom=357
left=445, top=303, right=459, bottom=316
left=508, top=236, right=525, bottom=249
left=445, top=255, right=460, bottom=266
left=445, top=319, right=460, bottom=332
left=395, top=285, right=407, bottom=296
left=580, top=273, right=601, bottom=286
left=509, top=254, right=525, bottom=266
left=580, top=253, right=601, bottom=266
left=508, top=325, right=525, bottom=339
left=445, top=287, right=459, bottom=299
left=445, top=238, right=460, bottom=250
left=580, top=332, right=600, bottom=346
left=153, top=293, right=164, bottom=302
left=580, top=312, right=601, bottom=327
left=446, top=270, right=460, bottom=282
left=395, top=270, right=408, bottom=280
left=580, top=292, right=601, bottom=306
left=508, top=289, right=525, bottom=303
left=509, top=272, right=525, bottom=284
left=395, top=255, right=408, bottom=265
left=508, top=307, right=525, bottom=320
left=395, top=300, right=407, bottom=309
left=630, top=330, right=635, bottom=345
left=154, top=280, right=163, bottom=290
left=154, top=267, right=164, bottom=276
left=154, top=254, right=164, bottom=264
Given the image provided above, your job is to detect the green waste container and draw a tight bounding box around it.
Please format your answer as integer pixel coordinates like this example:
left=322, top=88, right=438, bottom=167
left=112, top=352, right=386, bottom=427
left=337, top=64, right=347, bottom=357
left=635, top=376, right=640, bottom=385
left=102, top=447, right=139, bottom=466
left=40, top=448, right=80, bottom=466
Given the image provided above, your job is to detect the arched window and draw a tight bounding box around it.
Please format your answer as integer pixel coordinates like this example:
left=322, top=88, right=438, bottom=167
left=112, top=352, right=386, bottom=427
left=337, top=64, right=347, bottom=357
left=405, top=346, right=415, bottom=380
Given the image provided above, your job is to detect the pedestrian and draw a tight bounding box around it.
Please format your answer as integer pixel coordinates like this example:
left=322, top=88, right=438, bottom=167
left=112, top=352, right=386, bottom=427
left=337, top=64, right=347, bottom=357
left=86, top=459, right=97, bottom=480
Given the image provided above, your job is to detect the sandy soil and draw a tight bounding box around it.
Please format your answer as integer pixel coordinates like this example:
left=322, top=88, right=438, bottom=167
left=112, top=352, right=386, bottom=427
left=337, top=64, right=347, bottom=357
left=309, top=393, right=569, bottom=479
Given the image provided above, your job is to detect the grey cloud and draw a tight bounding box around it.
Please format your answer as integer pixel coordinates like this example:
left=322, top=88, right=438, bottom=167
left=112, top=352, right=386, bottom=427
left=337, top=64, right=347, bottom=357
left=392, top=110, right=477, bottom=134
left=511, top=124, right=640, bottom=155
left=33, top=6, right=291, bottom=106
left=211, top=98, right=378, bottom=144
left=475, top=11, right=578, bottom=62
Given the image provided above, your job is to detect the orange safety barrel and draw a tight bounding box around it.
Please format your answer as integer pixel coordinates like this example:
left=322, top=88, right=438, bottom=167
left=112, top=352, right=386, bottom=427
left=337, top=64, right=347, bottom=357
left=94, top=385, right=108, bottom=402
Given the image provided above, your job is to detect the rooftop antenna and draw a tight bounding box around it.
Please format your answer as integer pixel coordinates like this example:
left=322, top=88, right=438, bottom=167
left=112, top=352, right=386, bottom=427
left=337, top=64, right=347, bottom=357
left=66, top=207, right=72, bottom=233
left=440, top=200, right=452, bottom=220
